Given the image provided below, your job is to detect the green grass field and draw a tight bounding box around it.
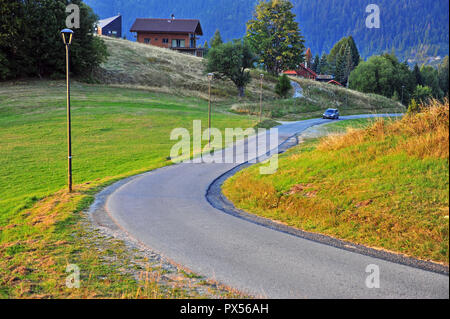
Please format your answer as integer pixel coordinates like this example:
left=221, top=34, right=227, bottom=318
left=0, top=80, right=255, bottom=221
left=224, top=103, right=449, bottom=264
left=0, top=80, right=255, bottom=298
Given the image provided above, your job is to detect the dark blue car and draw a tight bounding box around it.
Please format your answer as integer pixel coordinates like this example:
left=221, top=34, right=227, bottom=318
left=323, top=108, right=340, bottom=120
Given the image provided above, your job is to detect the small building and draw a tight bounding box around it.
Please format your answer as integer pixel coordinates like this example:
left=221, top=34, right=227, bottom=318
left=316, top=74, right=334, bottom=82
left=96, top=15, right=122, bottom=38
left=130, top=15, right=205, bottom=57
left=283, top=64, right=317, bottom=80
left=296, top=64, right=317, bottom=80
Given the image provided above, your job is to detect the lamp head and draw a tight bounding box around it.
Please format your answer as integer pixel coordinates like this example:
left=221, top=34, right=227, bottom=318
left=207, top=73, right=214, bottom=81
left=61, top=29, right=74, bottom=45
left=260, top=73, right=264, bottom=80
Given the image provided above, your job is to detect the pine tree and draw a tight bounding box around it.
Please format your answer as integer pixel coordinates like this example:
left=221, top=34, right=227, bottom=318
left=335, top=53, right=345, bottom=84
left=347, top=36, right=360, bottom=68
left=210, top=29, right=223, bottom=48
left=342, top=44, right=354, bottom=86
left=246, top=0, right=305, bottom=75
left=413, top=64, right=423, bottom=86
left=438, top=56, right=449, bottom=97
left=311, top=54, right=320, bottom=73
left=328, top=36, right=360, bottom=77
left=319, top=53, right=328, bottom=75
left=275, top=74, right=292, bottom=98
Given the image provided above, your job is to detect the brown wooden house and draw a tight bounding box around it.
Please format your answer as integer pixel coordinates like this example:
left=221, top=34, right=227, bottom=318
left=283, top=64, right=317, bottom=80
left=130, top=16, right=205, bottom=57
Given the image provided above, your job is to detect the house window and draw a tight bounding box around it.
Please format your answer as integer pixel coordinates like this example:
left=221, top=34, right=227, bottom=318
left=162, top=38, right=169, bottom=44
left=155, top=38, right=158, bottom=41
left=172, top=39, right=185, bottom=48
left=144, top=38, right=151, bottom=44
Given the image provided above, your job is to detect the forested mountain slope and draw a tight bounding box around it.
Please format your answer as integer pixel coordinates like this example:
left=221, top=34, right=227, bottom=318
left=85, top=0, right=449, bottom=62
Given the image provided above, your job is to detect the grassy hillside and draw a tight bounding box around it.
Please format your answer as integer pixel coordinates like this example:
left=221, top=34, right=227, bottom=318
left=231, top=77, right=405, bottom=120
left=94, top=36, right=278, bottom=100
left=0, top=80, right=255, bottom=298
left=224, top=100, right=449, bottom=263
left=95, top=36, right=404, bottom=121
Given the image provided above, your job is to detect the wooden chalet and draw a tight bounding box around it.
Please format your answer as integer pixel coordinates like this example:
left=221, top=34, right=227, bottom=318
left=283, top=64, right=317, bottom=80
left=130, top=15, right=205, bottom=57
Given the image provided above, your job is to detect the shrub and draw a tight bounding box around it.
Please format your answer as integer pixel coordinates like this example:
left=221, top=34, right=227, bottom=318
left=407, top=98, right=420, bottom=114
left=275, top=74, right=292, bottom=98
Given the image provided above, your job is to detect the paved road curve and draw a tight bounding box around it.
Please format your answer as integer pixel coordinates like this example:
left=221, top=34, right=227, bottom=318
left=104, top=115, right=448, bottom=299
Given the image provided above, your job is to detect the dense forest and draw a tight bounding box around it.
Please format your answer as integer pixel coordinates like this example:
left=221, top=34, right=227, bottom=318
left=85, top=0, right=449, bottom=62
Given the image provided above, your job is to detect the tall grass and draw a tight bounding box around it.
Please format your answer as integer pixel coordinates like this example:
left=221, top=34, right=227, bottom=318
left=224, top=99, right=449, bottom=263
left=94, top=36, right=277, bottom=101
left=320, top=99, right=449, bottom=159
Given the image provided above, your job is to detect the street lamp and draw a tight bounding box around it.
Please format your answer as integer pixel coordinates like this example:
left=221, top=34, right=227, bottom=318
left=207, top=73, right=214, bottom=145
left=61, top=29, right=74, bottom=192
left=259, top=73, right=264, bottom=123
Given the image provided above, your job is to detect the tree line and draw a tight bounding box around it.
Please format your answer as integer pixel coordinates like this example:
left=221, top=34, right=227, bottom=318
left=85, top=0, right=449, bottom=64
left=349, top=54, right=449, bottom=106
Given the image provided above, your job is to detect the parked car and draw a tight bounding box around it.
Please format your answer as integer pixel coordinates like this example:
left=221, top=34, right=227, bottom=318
left=323, top=108, right=340, bottom=119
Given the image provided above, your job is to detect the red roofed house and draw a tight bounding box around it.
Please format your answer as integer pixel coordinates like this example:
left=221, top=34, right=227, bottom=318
left=130, top=15, right=205, bottom=57
left=283, top=64, right=317, bottom=80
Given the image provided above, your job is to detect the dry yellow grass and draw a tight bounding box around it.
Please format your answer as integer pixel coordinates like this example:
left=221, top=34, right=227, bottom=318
left=224, top=99, right=449, bottom=263
left=94, top=36, right=277, bottom=100
left=320, top=99, right=449, bottom=159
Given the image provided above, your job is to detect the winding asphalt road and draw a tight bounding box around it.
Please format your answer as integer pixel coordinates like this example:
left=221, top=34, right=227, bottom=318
left=102, top=115, right=449, bottom=299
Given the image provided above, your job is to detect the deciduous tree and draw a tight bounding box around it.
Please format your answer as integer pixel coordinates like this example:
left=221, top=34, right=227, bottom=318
left=206, top=40, right=257, bottom=97
left=246, top=0, right=305, bottom=75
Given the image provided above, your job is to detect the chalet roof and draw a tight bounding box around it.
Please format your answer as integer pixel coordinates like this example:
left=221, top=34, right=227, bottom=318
left=299, top=64, right=317, bottom=77
left=327, top=80, right=343, bottom=86
left=130, top=18, right=203, bottom=35
left=97, top=15, right=121, bottom=29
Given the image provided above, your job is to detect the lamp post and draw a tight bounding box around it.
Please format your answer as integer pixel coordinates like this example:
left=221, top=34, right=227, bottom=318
left=61, top=29, right=74, bottom=192
left=259, top=73, right=264, bottom=123
left=207, top=73, right=214, bottom=145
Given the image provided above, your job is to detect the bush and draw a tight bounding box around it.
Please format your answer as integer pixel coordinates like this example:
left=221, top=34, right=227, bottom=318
left=407, top=98, right=420, bottom=114
left=413, top=85, right=433, bottom=103
left=275, top=74, right=292, bottom=98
